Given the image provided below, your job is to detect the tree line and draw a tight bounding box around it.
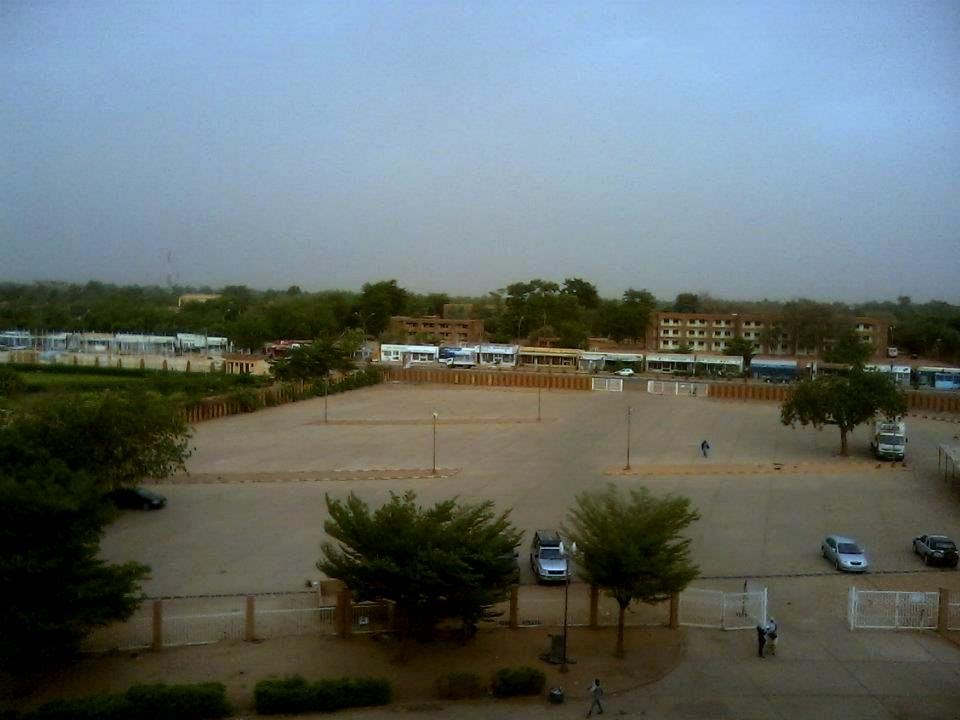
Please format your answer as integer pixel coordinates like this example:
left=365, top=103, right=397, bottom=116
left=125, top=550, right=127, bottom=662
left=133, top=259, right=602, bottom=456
left=1, top=280, right=958, bottom=360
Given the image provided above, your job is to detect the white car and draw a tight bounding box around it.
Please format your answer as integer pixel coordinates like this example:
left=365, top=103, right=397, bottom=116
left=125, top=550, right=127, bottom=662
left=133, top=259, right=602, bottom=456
left=613, top=368, right=635, bottom=377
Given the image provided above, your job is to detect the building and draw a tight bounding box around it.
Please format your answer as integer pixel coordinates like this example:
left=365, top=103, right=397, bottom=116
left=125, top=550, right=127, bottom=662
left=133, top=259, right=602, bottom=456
left=223, top=353, right=271, bottom=375
left=388, top=316, right=484, bottom=344
left=379, top=344, right=440, bottom=365
left=647, top=311, right=888, bottom=358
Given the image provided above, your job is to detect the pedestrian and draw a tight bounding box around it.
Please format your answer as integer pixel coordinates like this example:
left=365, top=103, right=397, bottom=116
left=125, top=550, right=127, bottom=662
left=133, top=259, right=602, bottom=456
left=756, top=623, right=766, bottom=658
left=766, top=618, right=778, bottom=656
left=586, top=678, right=604, bottom=717
left=700, top=440, right=711, bottom=458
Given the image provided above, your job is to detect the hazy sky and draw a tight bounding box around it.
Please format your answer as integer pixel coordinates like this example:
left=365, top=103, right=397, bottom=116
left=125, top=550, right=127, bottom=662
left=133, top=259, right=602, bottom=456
left=2, top=1, right=958, bottom=302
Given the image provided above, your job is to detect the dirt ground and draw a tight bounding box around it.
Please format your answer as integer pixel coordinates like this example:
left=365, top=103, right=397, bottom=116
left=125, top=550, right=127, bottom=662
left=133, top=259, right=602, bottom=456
left=15, top=625, right=682, bottom=715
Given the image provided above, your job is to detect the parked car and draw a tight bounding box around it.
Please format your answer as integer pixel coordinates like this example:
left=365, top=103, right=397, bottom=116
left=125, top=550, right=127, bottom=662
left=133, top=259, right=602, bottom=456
left=107, top=486, right=167, bottom=510
left=913, top=534, right=959, bottom=568
left=530, top=529, right=570, bottom=583
left=821, top=535, right=869, bottom=572
left=613, top=368, right=635, bottom=377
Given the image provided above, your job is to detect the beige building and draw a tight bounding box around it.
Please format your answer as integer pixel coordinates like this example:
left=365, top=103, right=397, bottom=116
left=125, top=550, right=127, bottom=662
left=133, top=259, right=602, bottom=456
left=388, top=316, right=484, bottom=344
left=648, top=311, right=888, bottom=358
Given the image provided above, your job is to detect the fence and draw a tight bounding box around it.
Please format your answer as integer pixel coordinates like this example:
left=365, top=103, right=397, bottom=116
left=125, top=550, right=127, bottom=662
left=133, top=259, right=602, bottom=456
left=85, top=581, right=777, bottom=655
left=677, top=587, right=767, bottom=630
left=386, top=367, right=591, bottom=391
left=591, top=377, right=623, bottom=392
left=647, top=380, right=709, bottom=397
left=847, top=588, right=940, bottom=630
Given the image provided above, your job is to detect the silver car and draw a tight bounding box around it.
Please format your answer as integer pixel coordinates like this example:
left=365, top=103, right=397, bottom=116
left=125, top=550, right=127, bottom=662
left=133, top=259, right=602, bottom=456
left=821, top=535, right=869, bottom=573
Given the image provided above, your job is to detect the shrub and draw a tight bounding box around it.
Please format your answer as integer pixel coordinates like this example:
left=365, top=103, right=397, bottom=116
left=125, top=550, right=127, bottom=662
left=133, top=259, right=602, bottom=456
left=437, top=671, right=486, bottom=699
left=492, top=666, right=546, bottom=698
left=26, top=694, right=131, bottom=720
left=254, top=676, right=391, bottom=715
left=229, top=388, right=263, bottom=413
left=125, top=682, right=231, bottom=719
left=254, top=677, right=315, bottom=715
left=0, top=368, right=25, bottom=397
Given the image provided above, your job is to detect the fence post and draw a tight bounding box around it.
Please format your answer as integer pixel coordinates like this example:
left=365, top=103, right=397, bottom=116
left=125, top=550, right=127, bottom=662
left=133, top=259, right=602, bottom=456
left=589, top=585, right=599, bottom=628
left=669, top=593, right=680, bottom=629
left=245, top=595, right=256, bottom=641
left=938, top=588, right=950, bottom=634
left=336, top=588, right=353, bottom=637
left=848, top=587, right=856, bottom=631
left=152, top=599, right=163, bottom=651
left=509, top=586, right=518, bottom=630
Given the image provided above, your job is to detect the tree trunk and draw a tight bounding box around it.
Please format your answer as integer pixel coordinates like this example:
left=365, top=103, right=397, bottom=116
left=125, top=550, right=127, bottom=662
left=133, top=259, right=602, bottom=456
left=616, top=603, right=626, bottom=658
left=839, top=427, right=848, bottom=456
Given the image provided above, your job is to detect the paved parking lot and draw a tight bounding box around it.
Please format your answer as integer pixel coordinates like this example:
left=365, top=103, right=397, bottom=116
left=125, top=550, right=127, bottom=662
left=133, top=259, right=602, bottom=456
left=101, top=383, right=960, bottom=598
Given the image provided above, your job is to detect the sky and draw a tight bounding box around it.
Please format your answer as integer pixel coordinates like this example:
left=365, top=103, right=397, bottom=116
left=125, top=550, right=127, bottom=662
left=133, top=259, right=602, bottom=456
left=2, top=1, right=959, bottom=303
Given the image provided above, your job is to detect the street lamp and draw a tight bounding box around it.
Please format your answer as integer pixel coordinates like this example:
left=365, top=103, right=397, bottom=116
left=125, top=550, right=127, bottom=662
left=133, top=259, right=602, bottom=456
left=323, top=376, right=329, bottom=424
left=561, top=541, right=577, bottom=673
left=537, top=387, right=542, bottom=422
left=624, top=406, right=632, bottom=470
left=431, top=411, right=439, bottom=475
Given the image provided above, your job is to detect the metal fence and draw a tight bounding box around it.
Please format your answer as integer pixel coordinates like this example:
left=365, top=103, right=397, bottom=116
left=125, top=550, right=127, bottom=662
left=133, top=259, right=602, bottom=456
left=646, top=380, right=709, bottom=397
left=950, top=601, right=960, bottom=631
left=847, top=588, right=940, bottom=630
left=678, top=587, right=767, bottom=630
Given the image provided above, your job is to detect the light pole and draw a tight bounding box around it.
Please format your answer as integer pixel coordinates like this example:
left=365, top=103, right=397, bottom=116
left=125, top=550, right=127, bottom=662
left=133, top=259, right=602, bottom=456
left=625, top=406, right=632, bottom=470
left=431, top=411, right=439, bottom=475
left=561, top=541, right=577, bottom=673
left=323, top=376, right=329, bottom=424
left=537, top=387, right=542, bottom=422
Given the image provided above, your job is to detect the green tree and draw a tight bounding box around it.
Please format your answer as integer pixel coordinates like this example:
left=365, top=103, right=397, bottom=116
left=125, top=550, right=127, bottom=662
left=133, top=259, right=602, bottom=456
left=561, top=278, right=600, bottom=310
left=270, top=339, right=353, bottom=381
left=354, top=280, right=409, bottom=335
left=565, top=485, right=700, bottom=658
left=0, top=463, right=149, bottom=669
left=318, top=491, right=522, bottom=642
left=0, top=391, right=192, bottom=492
left=823, top=328, right=873, bottom=366
left=723, top=337, right=756, bottom=366
left=780, top=369, right=907, bottom=455
left=672, top=293, right=701, bottom=313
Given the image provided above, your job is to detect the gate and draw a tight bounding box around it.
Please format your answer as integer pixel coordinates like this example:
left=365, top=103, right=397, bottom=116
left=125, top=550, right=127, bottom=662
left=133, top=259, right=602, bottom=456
left=679, top=587, right=767, bottom=630
left=647, top=381, right=709, bottom=397
left=847, top=588, right=939, bottom=630
left=591, top=378, right=623, bottom=392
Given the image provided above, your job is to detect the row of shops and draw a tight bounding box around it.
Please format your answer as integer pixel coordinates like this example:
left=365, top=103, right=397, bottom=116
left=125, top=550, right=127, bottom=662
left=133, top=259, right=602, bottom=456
left=750, top=358, right=960, bottom=390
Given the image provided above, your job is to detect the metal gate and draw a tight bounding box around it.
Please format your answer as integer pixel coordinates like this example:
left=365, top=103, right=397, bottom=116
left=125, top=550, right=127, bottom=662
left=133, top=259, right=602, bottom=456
left=592, top=378, right=623, bottom=392
left=847, top=588, right=939, bottom=630
left=679, top=587, right=767, bottom=630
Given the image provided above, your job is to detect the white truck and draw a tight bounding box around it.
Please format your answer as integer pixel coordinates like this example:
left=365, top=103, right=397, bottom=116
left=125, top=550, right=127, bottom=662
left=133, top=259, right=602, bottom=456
left=870, top=419, right=906, bottom=461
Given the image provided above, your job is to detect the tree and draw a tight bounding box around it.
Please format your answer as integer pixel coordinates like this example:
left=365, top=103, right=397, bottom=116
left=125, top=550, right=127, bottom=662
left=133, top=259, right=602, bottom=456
left=318, top=491, right=521, bottom=642
left=269, top=339, right=353, bottom=381
left=780, top=368, right=907, bottom=455
left=561, top=278, right=600, bottom=310
left=723, top=337, right=756, bottom=366
left=673, top=293, right=701, bottom=313
left=354, top=280, right=408, bottom=335
left=0, top=391, right=192, bottom=492
left=823, top=328, right=873, bottom=366
left=565, top=485, right=700, bottom=658
left=0, top=463, right=149, bottom=670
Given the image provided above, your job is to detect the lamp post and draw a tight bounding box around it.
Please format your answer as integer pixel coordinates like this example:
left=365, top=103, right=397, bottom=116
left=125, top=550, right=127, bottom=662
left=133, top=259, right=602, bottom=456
left=537, top=387, right=542, bottom=422
left=323, top=376, right=329, bottom=424
left=561, top=541, right=577, bottom=673
left=625, top=406, right=632, bottom=470
left=431, top=411, right=439, bottom=475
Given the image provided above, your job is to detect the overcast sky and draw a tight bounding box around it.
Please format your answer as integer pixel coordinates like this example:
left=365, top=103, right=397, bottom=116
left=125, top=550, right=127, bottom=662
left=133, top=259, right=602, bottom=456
left=2, top=1, right=958, bottom=302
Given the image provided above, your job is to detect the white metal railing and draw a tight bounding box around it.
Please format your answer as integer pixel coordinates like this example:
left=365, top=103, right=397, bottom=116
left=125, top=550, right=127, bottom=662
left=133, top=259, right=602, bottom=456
left=163, top=611, right=245, bottom=647
left=678, top=587, right=766, bottom=630
left=948, top=601, right=960, bottom=631
left=848, top=588, right=939, bottom=630
left=591, top=378, right=623, bottom=392
left=256, top=606, right=335, bottom=639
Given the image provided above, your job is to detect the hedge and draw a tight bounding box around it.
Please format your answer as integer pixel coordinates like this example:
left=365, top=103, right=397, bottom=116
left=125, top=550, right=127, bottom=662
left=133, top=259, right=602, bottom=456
left=492, top=667, right=546, bottom=698
left=437, top=672, right=486, bottom=700
left=255, top=676, right=392, bottom=715
left=313, top=368, right=384, bottom=397
left=23, top=682, right=231, bottom=720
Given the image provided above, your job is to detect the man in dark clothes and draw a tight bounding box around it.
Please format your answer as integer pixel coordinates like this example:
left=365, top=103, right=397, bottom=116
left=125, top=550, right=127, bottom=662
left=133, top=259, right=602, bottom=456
left=700, top=440, right=711, bottom=457
left=756, top=624, right=767, bottom=657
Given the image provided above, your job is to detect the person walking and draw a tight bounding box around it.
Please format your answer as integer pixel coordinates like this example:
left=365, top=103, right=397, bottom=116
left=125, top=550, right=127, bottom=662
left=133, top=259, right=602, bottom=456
left=586, top=678, right=604, bottom=717
left=700, top=440, right=711, bottom=458
left=756, top=623, right=767, bottom=658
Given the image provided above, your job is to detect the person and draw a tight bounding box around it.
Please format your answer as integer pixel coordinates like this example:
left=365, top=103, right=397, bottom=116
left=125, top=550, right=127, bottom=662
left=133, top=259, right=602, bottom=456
left=586, top=678, right=604, bottom=717
left=756, top=623, right=766, bottom=658
left=700, top=440, right=711, bottom=458
left=765, top=618, right=778, bottom=656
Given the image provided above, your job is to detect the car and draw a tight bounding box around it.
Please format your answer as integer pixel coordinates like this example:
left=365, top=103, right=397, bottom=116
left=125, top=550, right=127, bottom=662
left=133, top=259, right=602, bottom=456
left=530, top=529, right=571, bottom=583
left=106, top=486, right=167, bottom=510
left=913, top=534, right=959, bottom=568
left=613, top=368, right=635, bottom=377
left=821, top=535, right=869, bottom=572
